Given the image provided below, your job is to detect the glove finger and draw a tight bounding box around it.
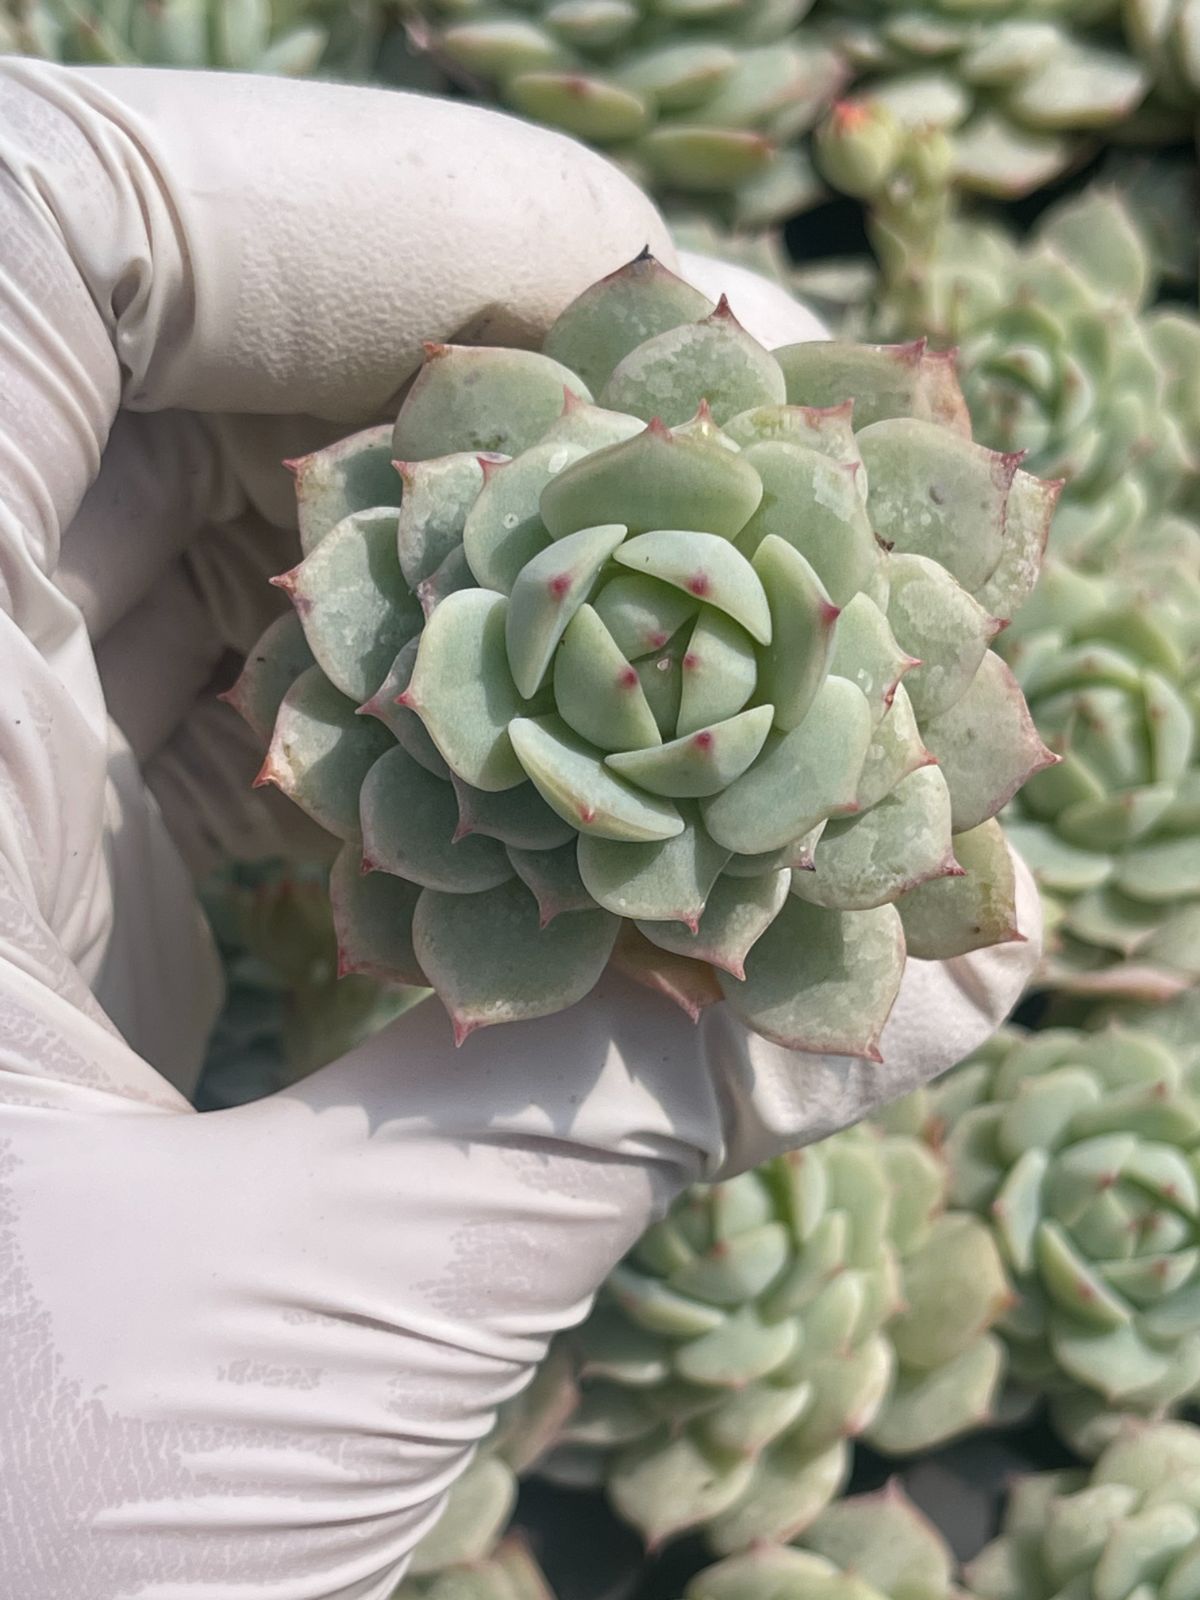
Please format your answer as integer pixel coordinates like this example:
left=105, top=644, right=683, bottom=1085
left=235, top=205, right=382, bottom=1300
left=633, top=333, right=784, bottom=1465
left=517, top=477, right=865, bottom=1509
left=30, top=64, right=675, bottom=423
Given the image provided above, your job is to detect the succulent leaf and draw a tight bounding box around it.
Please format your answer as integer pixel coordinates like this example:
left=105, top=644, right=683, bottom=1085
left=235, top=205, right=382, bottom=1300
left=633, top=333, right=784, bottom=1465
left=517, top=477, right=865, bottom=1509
left=393, top=344, right=590, bottom=460
left=413, top=879, right=618, bottom=1041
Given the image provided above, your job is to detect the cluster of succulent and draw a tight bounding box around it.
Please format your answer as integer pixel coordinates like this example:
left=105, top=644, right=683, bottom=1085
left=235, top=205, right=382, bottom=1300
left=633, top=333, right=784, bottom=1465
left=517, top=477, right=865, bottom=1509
left=229, top=252, right=1054, bottom=1052
left=397, top=0, right=846, bottom=229
left=882, top=1017, right=1200, bottom=1460
left=541, top=1123, right=1008, bottom=1551
left=0, top=0, right=379, bottom=73
left=968, top=1419, right=1200, bottom=1599
left=812, top=1, right=1150, bottom=201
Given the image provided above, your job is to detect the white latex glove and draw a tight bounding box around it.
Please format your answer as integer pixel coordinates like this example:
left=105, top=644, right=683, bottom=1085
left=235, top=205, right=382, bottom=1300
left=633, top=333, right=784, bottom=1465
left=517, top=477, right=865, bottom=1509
left=0, top=61, right=1041, bottom=1600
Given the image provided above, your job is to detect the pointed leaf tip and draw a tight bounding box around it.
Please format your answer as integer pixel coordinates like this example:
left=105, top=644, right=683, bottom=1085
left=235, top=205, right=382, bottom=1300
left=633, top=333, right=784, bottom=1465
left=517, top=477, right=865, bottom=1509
left=422, top=341, right=450, bottom=360
left=251, top=756, right=279, bottom=790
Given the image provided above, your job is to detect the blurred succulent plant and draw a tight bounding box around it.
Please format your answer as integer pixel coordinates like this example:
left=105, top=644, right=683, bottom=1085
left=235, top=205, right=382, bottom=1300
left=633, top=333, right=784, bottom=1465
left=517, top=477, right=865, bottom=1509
left=541, top=1125, right=1009, bottom=1552
left=196, top=860, right=424, bottom=1109
left=229, top=253, right=1054, bottom=1052
left=684, top=1485, right=964, bottom=1600
left=885, top=1022, right=1200, bottom=1460
left=968, top=1419, right=1200, bottom=1598
left=1123, top=0, right=1200, bottom=124
left=0, top=0, right=377, bottom=75
left=999, top=553, right=1200, bottom=1002
left=398, top=0, right=846, bottom=228
left=813, top=0, right=1149, bottom=200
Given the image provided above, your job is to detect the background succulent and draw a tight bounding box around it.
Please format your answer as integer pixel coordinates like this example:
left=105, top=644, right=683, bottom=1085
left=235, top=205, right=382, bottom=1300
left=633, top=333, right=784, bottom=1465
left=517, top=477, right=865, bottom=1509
left=1123, top=0, right=1200, bottom=125
left=397, top=0, right=846, bottom=228
left=811, top=0, right=1150, bottom=200
left=967, top=1419, right=1200, bottom=1598
left=0, top=0, right=379, bottom=74
left=228, top=252, right=1054, bottom=1052
left=541, top=1125, right=1009, bottom=1552
left=998, top=553, right=1200, bottom=1002
left=684, top=1486, right=964, bottom=1600
left=884, top=1021, right=1200, bottom=1460
left=872, top=189, right=1199, bottom=518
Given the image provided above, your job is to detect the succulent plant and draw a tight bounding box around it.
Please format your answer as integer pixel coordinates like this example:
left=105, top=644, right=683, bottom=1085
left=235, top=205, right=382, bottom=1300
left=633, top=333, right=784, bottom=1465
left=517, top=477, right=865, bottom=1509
left=398, top=0, right=846, bottom=228
left=0, top=0, right=375, bottom=75
left=541, top=1125, right=1009, bottom=1552
left=968, top=1419, right=1200, bottom=1599
left=999, top=552, right=1200, bottom=1002
left=885, top=1022, right=1200, bottom=1459
left=685, top=1485, right=964, bottom=1600
left=813, top=0, right=1150, bottom=200
left=229, top=253, right=1055, bottom=1051
left=196, top=860, right=423, bottom=1109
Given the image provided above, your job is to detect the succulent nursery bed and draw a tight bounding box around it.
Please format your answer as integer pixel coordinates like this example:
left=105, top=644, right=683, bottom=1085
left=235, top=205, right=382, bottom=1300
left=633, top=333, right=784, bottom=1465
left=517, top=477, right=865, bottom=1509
left=16, top=0, right=1200, bottom=1594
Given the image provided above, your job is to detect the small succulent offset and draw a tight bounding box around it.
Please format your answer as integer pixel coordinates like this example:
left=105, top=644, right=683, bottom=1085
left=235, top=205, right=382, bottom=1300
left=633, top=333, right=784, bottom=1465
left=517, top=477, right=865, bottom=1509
left=230, top=254, right=1055, bottom=1051
left=968, top=1420, right=1200, bottom=1599
left=0, top=0, right=374, bottom=75
left=400, top=0, right=846, bottom=228
left=543, top=1127, right=1009, bottom=1552
left=812, top=0, right=1150, bottom=200
left=685, top=1485, right=963, bottom=1600
left=889, top=1023, right=1200, bottom=1460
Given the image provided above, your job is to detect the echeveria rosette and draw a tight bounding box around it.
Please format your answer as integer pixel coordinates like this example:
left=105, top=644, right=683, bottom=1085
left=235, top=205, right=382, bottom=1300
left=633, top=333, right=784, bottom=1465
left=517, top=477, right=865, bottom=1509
left=999, top=554, right=1200, bottom=1002
left=230, top=253, right=1055, bottom=1052
left=890, top=1023, right=1200, bottom=1460
left=814, top=0, right=1149, bottom=199
left=401, top=0, right=846, bottom=229
left=685, top=1486, right=963, bottom=1600
left=542, top=1126, right=1010, bottom=1553
left=968, top=1420, right=1200, bottom=1600
left=0, top=0, right=380, bottom=74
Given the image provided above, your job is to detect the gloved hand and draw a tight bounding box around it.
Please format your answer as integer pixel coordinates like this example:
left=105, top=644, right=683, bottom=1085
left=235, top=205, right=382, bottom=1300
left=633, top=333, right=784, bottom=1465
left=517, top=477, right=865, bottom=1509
left=0, top=60, right=1041, bottom=1600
